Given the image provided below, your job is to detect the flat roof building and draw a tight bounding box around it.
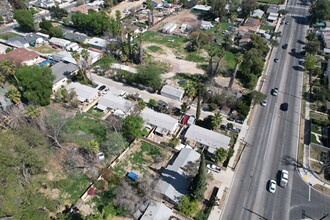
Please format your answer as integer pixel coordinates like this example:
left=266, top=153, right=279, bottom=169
left=66, top=82, right=99, bottom=103
left=140, top=201, right=173, bottom=220
left=160, top=85, right=184, bottom=101
left=96, top=93, right=133, bottom=115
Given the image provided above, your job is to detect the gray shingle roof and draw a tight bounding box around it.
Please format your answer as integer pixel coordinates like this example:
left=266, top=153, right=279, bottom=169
left=140, top=108, right=178, bottom=134
left=140, top=201, right=173, bottom=220
left=96, top=93, right=133, bottom=113
left=160, top=85, right=184, bottom=100
left=64, top=32, right=88, bottom=43
left=51, top=61, right=79, bottom=83
left=185, top=124, right=230, bottom=153
left=66, top=82, right=98, bottom=102
left=155, top=148, right=200, bottom=204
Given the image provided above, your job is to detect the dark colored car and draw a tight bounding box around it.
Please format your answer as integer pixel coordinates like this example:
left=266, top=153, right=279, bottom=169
left=274, top=58, right=279, bottom=63
left=220, top=124, right=227, bottom=129
left=280, top=102, right=289, bottom=111
left=282, top=44, right=288, bottom=49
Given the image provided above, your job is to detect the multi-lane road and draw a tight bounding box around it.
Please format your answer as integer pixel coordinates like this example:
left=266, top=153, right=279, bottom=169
left=222, top=0, right=330, bottom=219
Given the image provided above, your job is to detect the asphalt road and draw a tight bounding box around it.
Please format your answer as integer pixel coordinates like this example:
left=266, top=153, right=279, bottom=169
left=221, top=0, right=330, bottom=219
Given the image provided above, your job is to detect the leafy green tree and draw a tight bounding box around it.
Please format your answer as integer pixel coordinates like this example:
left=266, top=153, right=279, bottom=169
left=26, top=105, right=41, bottom=121
left=250, top=90, right=266, bottom=105
left=88, top=139, right=100, bottom=153
left=190, top=153, right=206, bottom=200
left=13, top=9, right=34, bottom=32
left=178, top=196, right=199, bottom=217
left=71, top=11, right=110, bottom=36
left=214, top=46, right=225, bottom=76
left=16, top=66, right=55, bottom=106
left=228, top=52, right=243, bottom=89
left=148, top=99, right=156, bottom=108
left=122, top=115, right=147, bottom=141
left=241, top=0, right=257, bottom=18
left=135, top=62, right=165, bottom=90
left=210, top=0, right=227, bottom=19
left=215, top=148, right=228, bottom=163
left=208, top=103, right=218, bottom=111
left=226, top=122, right=233, bottom=129
left=211, top=112, right=222, bottom=130
left=137, top=99, right=146, bottom=111
left=240, top=48, right=264, bottom=89
left=309, top=0, right=330, bottom=23
left=101, top=132, right=128, bottom=156
left=196, top=91, right=201, bottom=120
left=183, top=80, right=197, bottom=98
left=169, top=136, right=179, bottom=148
left=101, top=204, right=117, bottom=219
left=0, top=16, right=4, bottom=24
left=49, top=5, right=68, bottom=20
left=206, top=44, right=218, bottom=78
left=6, top=87, right=21, bottom=104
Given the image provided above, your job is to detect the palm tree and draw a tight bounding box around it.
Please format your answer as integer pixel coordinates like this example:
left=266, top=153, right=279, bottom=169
left=183, top=81, right=197, bottom=98
left=0, top=59, right=18, bottom=85
left=71, top=51, right=87, bottom=81
left=137, top=33, right=144, bottom=64
left=211, top=112, right=223, bottom=130
left=6, top=87, right=21, bottom=105
left=126, top=29, right=134, bottom=61
left=81, top=49, right=91, bottom=78
left=180, top=102, right=189, bottom=114
left=1, top=105, right=27, bottom=129
left=214, top=46, right=225, bottom=76
left=228, top=52, right=244, bottom=89
left=206, top=45, right=218, bottom=78
left=26, top=105, right=41, bottom=122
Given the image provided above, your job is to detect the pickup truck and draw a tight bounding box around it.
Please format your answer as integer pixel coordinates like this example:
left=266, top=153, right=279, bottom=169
left=280, top=170, right=289, bottom=187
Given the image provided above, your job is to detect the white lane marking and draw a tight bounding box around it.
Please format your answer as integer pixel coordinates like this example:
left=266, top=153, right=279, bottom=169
left=308, top=185, right=311, bottom=202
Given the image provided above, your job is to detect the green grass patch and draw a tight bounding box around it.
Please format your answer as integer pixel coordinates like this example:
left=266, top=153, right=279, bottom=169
left=310, top=111, right=328, bottom=122
left=311, top=133, right=320, bottom=144
left=260, top=25, right=275, bottom=31
left=55, top=174, right=90, bottom=203
left=30, top=45, right=57, bottom=54
left=311, top=123, right=321, bottom=134
left=147, top=45, right=163, bottom=53
left=86, top=106, right=104, bottom=118
left=224, top=51, right=235, bottom=70
left=185, top=51, right=207, bottom=63
left=0, top=32, right=22, bottom=40
left=93, top=55, right=115, bottom=70
left=64, top=113, right=108, bottom=144
left=143, top=31, right=188, bottom=48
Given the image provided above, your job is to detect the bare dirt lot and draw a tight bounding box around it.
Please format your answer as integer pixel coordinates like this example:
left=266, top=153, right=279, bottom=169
left=144, top=42, right=205, bottom=75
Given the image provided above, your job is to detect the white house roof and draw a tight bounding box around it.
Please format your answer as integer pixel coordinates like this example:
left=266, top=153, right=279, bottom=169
left=49, top=37, right=71, bottom=47
left=185, top=124, right=230, bottom=153
left=87, top=37, right=108, bottom=49
left=96, top=93, right=133, bottom=112
left=193, top=5, right=211, bottom=11
left=252, top=9, right=264, bottom=18
left=155, top=148, right=200, bottom=204
left=161, top=85, right=184, bottom=99
left=140, top=201, right=173, bottom=220
left=140, top=108, right=178, bottom=134
left=268, top=12, right=278, bottom=21
left=201, top=20, right=213, bottom=26
left=66, top=82, right=98, bottom=102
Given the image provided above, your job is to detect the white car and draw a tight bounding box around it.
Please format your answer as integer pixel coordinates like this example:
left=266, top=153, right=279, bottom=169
left=261, top=100, right=267, bottom=106
left=268, top=180, right=276, bottom=193
left=280, top=170, right=289, bottom=187
left=272, top=88, right=279, bottom=96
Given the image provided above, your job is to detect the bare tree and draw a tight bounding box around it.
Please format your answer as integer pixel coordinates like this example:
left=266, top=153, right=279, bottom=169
left=39, top=109, right=69, bottom=149
left=138, top=171, right=160, bottom=197
left=0, top=105, right=27, bottom=129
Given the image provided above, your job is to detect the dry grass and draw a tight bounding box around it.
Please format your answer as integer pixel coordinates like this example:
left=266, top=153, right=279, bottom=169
left=310, top=160, right=322, bottom=173
left=31, top=45, right=58, bottom=54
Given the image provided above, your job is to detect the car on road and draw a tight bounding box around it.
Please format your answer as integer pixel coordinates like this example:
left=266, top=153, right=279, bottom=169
left=285, top=21, right=289, bottom=25
left=280, top=170, right=289, bottom=187
left=272, top=88, right=279, bottom=96
left=280, top=102, right=289, bottom=111
left=299, top=60, right=305, bottom=66
left=220, top=124, right=227, bottom=129
left=261, top=100, right=267, bottom=106
left=268, top=180, right=277, bottom=193
left=274, top=58, right=279, bottom=63
left=282, top=44, right=288, bottom=49
left=97, top=85, right=110, bottom=95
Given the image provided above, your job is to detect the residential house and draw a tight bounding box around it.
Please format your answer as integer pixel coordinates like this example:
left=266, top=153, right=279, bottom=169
left=64, top=32, right=88, bottom=44
left=0, top=48, right=40, bottom=66
left=6, top=33, right=43, bottom=48
left=326, top=59, right=330, bottom=89
left=160, top=85, right=184, bottom=101
left=266, top=7, right=279, bottom=21
left=0, top=43, right=11, bottom=54
left=86, top=0, right=104, bottom=8
left=59, top=48, right=102, bottom=65
left=96, top=93, right=133, bottom=116
left=155, top=148, right=200, bottom=204
left=140, top=108, right=178, bottom=136
left=200, top=20, right=213, bottom=30
left=70, top=5, right=98, bottom=14
left=86, top=37, right=108, bottom=51
left=49, top=37, right=71, bottom=49
left=66, top=82, right=99, bottom=103
left=125, top=24, right=142, bottom=34
left=251, top=9, right=264, bottom=19
left=36, top=32, right=50, bottom=39
left=243, top=18, right=260, bottom=32
left=185, top=124, right=231, bottom=154
left=140, top=201, right=173, bottom=220
left=33, top=0, right=56, bottom=8
left=321, top=22, right=330, bottom=54
left=192, top=5, right=211, bottom=13
left=51, top=62, right=79, bottom=92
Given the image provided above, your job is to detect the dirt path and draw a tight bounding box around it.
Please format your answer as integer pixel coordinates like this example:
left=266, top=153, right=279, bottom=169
left=144, top=43, right=205, bottom=75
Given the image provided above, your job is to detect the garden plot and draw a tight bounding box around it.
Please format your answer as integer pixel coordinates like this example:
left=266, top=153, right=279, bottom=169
left=113, top=141, right=172, bottom=177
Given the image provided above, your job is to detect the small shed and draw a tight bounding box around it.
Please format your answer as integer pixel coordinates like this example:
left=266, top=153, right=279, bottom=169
left=160, top=85, right=184, bottom=101
left=127, top=171, right=138, bottom=181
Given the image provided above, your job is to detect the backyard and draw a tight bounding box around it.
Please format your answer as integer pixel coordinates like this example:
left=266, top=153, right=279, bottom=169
left=0, top=32, right=22, bottom=40
left=31, top=45, right=58, bottom=54
left=113, top=140, right=172, bottom=177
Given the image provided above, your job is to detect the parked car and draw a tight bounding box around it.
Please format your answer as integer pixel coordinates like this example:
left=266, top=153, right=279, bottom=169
left=274, top=58, right=279, bottom=63
left=280, top=170, right=289, bottom=187
left=235, top=119, right=244, bottom=124
left=268, top=180, right=277, bottom=193
left=220, top=124, right=227, bottom=129
left=207, top=163, right=221, bottom=173
left=282, top=44, right=288, bottom=49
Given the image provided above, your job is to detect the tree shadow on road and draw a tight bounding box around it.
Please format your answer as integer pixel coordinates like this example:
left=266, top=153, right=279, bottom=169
left=281, top=155, right=306, bottom=169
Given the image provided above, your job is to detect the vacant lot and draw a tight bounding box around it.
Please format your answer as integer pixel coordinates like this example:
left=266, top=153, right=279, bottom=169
left=31, top=45, right=58, bottom=54
left=113, top=140, right=172, bottom=177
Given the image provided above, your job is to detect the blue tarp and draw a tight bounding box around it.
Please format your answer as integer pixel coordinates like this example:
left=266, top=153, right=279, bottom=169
left=127, top=171, right=138, bottom=181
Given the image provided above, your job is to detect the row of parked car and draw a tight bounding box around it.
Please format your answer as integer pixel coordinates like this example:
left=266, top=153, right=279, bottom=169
left=268, top=169, right=289, bottom=193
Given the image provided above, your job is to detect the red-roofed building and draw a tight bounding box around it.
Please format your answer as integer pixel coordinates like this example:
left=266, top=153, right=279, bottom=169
left=0, top=48, right=40, bottom=66
left=71, top=5, right=97, bottom=14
